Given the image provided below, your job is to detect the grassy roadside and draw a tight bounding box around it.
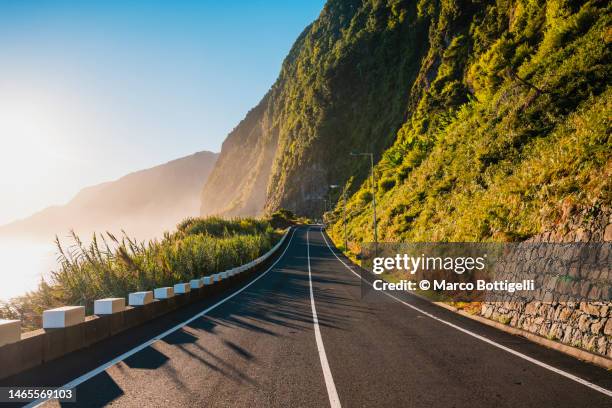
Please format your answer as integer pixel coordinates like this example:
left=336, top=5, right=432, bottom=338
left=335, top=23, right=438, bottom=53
left=0, top=216, right=290, bottom=331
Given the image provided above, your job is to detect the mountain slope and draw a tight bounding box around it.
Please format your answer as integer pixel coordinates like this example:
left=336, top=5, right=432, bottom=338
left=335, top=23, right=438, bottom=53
left=201, top=0, right=609, bottom=245
left=1, top=151, right=218, bottom=240
left=328, top=0, right=610, bottom=244
left=201, top=0, right=430, bottom=216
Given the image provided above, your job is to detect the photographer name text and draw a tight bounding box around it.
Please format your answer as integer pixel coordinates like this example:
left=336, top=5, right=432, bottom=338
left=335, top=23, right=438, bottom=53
left=373, top=279, right=535, bottom=293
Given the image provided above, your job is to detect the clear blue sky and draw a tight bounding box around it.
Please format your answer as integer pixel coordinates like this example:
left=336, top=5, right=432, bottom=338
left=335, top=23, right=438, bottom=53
left=0, top=0, right=325, bottom=224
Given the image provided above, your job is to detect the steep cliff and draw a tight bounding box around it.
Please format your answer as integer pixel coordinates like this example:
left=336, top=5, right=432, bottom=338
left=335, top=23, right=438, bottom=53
left=202, top=0, right=430, bottom=216
left=328, top=0, right=610, bottom=243
left=202, top=0, right=610, bottom=246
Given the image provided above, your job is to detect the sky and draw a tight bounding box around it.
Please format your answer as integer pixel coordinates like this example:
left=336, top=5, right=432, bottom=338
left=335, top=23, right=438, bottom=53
left=0, top=0, right=325, bottom=225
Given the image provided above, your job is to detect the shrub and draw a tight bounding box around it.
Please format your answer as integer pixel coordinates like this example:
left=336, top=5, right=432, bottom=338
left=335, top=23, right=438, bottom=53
left=379, top=177, right=396, bottom=192
left=359, top=190, right=373, bottom=203
left=269, top=208, right=298, bottom=229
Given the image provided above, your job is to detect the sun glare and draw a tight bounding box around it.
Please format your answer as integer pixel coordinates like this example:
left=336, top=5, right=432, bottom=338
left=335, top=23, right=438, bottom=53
left=0, top=85, right=84, bottom=222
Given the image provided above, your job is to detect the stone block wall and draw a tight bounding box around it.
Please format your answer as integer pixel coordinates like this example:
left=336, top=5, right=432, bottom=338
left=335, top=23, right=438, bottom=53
left=480, top=205, right=612, bottom=358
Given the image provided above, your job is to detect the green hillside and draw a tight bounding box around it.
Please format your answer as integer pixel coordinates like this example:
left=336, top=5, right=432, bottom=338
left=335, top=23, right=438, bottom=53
left=201, top=0, right=431, bottom=216
left=201, top=0, right=610, bottom=245
left=326, top=0, right=610, bottom=245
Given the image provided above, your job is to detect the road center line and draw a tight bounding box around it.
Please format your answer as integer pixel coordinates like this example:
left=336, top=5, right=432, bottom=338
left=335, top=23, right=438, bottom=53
left=307, top=228, right=342, bottom=408
left=319, top=228, right=612, bottom=398
left=26, top=227, right=298, bottom=408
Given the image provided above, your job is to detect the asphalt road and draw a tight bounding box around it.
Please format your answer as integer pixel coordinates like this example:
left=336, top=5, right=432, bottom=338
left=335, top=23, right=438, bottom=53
left=2, top=226, right=611, bottom=407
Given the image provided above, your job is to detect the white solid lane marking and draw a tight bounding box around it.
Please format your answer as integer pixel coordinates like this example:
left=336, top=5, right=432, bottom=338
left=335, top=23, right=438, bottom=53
left=27, top=228, right=298, bottom=408
left=307, top=228, right=342, bottom=408
left=319, top=228, right=612, bottom=398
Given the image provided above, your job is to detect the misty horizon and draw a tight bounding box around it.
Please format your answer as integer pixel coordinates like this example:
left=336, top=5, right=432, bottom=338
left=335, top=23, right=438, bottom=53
left=0, top=149, right=219, bottom=229
left=0, top=1, right=324, bottom=225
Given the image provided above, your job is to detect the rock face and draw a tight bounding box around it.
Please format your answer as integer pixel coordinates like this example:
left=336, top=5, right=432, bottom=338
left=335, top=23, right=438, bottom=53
left=481, top=206, right=612, bottom=358
left=201, top=0, right=429, bottom=217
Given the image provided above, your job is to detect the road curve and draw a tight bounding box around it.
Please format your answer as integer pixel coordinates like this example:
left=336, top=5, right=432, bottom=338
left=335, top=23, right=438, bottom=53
left=1, top=226, right=611, bottom=407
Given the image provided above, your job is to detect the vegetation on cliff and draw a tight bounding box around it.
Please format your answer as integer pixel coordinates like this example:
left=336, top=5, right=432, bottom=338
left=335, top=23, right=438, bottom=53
left=328, top=0, right=610, bottom=246
left=201, top=0, right=609, bottom=250
left=201, top=0, right=431, bottom=216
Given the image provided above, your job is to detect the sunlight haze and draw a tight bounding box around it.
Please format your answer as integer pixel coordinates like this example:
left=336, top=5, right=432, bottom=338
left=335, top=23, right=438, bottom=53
left=0, top=0, right=324, bottom=225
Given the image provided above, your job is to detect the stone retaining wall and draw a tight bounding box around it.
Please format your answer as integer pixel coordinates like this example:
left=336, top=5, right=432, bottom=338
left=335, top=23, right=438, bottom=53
left=481, top=205, right=612, bottom=358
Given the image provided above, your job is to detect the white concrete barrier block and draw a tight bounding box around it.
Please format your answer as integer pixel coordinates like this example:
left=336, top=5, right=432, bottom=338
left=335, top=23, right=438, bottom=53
left=0, top=319, right=20, bottom=347
left=213, top=273, right=221, bottom=282
left=43, top=306, right=85, bottom=329
left=94, top=298, right=125, bottom=315
left=129, top=291, right=153, bottom=306
left=190, top=279, right=203, bottom=289
left=154, top=287, right=174, bottom=299
left=174, top=283, right=191, bottom=294
left=202, top=276, right=213, bottom=285
left=220, top=272, right=228, bottom=280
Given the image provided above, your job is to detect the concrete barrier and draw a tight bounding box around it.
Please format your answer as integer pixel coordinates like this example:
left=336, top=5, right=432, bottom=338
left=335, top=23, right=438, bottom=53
left=129, top=291, right=153, bottom=306
left=43, top=306, right=85, bottom=329
left=0, top=319, right=20, bottom=347
left=190, top=279, right=203, bottom=289
left=174, top=283, right=191, bottom=294
left=154, top=287, right=174, bottom=299
left=0, top=227, right=292, bottom=380
left=213, top=273, right=221, bottom=282
left=94, top=298, right=126, bottom=315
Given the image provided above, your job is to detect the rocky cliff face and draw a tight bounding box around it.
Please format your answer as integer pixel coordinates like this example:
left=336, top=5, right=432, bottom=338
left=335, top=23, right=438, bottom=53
left=203, top=0, right=609, bottom=238
left=201, top=0, right=429, bottom=216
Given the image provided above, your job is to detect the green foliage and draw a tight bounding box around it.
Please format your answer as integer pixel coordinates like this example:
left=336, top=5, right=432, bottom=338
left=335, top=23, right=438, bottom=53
left=1, top=217, right=280, bottom=330
left=210, top=0, right=432, bottom=215
left=269, top=208, right=299, bottom=229
left=177, top=216, right=270, bottom=237
left=359, top=190, right=373, bottom=203
left=331, top=0, right=611, bottom=245
left=379, top=177, right=396, bottom=192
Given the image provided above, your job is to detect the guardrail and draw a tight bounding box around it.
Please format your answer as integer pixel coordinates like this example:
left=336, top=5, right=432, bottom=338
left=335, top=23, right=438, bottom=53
left=0, top=227, right=292, bottom=380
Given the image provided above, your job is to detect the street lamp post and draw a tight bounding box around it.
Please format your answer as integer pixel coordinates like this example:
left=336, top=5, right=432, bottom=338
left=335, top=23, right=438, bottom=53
left=330, top=184, right=348, bottom=250
left=350, top=152, right=378, bottom=254
left=322, top=198, right=328, bottom=224
left=310, top=197, right=327, bottom=226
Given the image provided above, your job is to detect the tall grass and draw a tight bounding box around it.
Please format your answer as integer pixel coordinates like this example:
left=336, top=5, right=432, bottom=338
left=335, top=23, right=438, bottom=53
left=0, top=217, right=280, bottom=331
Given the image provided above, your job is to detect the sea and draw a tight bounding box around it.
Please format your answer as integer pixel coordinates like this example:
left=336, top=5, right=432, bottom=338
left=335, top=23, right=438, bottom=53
left=0, top=237, right=57, bottom=301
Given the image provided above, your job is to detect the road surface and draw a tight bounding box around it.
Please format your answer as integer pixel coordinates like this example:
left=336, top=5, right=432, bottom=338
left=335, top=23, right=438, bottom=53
left=2, top=226, right=611, bottom=407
